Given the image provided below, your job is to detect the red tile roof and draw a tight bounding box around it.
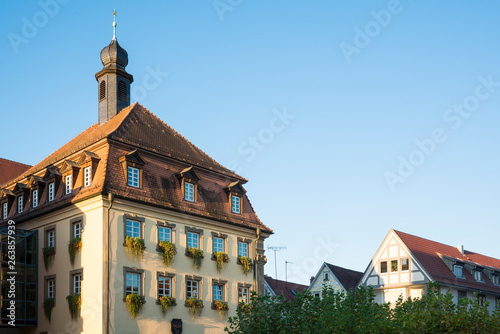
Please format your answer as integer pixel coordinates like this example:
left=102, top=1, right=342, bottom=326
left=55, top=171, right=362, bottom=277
left=395, top=230, right=500, bottom=294
left=326, top=263, right=364, bottom=292
left=0, top=158, right=31, bottom=186
left=264, top=275, right=309, bottom=301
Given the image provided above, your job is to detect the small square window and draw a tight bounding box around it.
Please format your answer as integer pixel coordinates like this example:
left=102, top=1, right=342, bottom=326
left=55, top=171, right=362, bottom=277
left=238, top=286, right=249, bottom=304
left=186, top=280, right=199, bottom=299
left=187, top=232, right=199, bottom=249
left=48, top=182, right=55, bottom=201
left=314, top=292, right=320, bottom=298
left=391, top=260, right=398, bottom=272
left=126, top=273, right=141, bottom=295
left=238, top=242, right=248, bottom=258
left=126, top=220, right=140, bottom=238
left=65, top=175, right=72, bottom=195
left=213, top=237, right=224, bottom=253
left=158, top=226, right=171, bottom=242
left=323, top=272, right=329, bottom=281
left=401, top=258, right=409, bottom=271
left=184, top=182, right=195, bottom=202
left=84, top=167, right=92, bottom=187
left=127, top=166, right=140, bottom=188
left=17, top=196, right=23, bottom=214
left=158, top=276, right=172, bottom=297
left=2, top=202, right=7, bottom=219
left=380, top=261, right=387, bottom=273
left=32, top=190, right=38, bottom=208
left=231, top=195, right=241, bottom=214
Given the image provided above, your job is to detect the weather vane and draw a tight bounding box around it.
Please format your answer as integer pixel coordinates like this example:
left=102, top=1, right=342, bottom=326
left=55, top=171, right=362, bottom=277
left=112, top=9, right=117, bottom=40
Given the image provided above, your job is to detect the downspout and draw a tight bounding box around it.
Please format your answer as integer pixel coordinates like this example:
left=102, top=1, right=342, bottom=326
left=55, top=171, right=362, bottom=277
left=104, top=193, right=114, bottom=334
left=252, top=228, right=260, bottom=294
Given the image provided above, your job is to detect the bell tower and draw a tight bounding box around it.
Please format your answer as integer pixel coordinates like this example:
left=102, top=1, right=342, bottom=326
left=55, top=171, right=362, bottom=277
left=95, top=11, right=133, bottom=125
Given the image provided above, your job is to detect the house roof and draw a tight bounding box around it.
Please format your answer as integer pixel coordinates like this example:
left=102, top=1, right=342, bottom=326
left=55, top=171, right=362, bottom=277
left=1, top=103, right=272, bottom=233
left=395, top=230, right=500, bottom=294
left=0, top=158, right=31, bottom=186
left=325, top=263, right=364, bottom=292
left=264, top=275, right=309, bottom=302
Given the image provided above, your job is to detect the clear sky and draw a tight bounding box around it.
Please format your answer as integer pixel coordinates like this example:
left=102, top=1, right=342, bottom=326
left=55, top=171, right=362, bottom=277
left=2, top=1, right=500, bottom=285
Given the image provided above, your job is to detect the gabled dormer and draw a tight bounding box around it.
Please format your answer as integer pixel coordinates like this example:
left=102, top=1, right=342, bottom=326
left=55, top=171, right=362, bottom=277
left=13, top=183, right=29, bottom=214
left=77, top=151, right=101, bottom=188
left=0, top=188, right=15, bottom=219
left=224, top=181, right=246, bottom=214
left=60, top=160, right=81, bottom=195
left=119, top=150, right=146, bottom=188
left=27, top=175, right=45, bottom=208
left=175, top=167, right=200, bottom=203
left=43, top=165, right=62, bottom=202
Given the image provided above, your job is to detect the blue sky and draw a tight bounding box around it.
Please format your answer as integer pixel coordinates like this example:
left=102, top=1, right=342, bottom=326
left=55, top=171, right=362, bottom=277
left=2, top=1, right=500, bottom=284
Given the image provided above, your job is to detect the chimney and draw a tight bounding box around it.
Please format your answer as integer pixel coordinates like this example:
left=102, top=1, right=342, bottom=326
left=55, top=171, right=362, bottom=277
left=310, top=276, right=314, bottom=284
left=457, top=245, right=464, bottom=255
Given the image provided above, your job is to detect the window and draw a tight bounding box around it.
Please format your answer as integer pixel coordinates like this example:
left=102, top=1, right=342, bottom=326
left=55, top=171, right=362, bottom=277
left=213, top=284, right=223, bottom=301
left=380, top=261, right=387, bottom=273
left=158, top=226, right=171, bottom=242
left=127, top=166, right=140, bottom=188
left=186, top=280, right=199, bottom=299
left=118, top=80, right=127, bottom=102
left=454, top=264, right=464, bottom=278
left=238, top=241, right=249, bottom=258
left=187, top=232, right=199, bottom=249
left=474, top=270, right=483, bottom=282
left=71, top=271, right=82, bottom=295
left=65, top=175, right=72, bottom=194
left=478, top=294, right=486, bottom=306
left=47, top=230, right=55, bottom=248
left=184, top=182, right=195, bottom=202
left=45, top=276, right=56, bottom=300
left=496, top=297, right=500, bottom=309
left=401, top=258, right=409, bottom=271
left=17, top=196, right=23, bottom=214
left=32, top=189, right=38, bottom=208
left=158, top=276, right=172, bottom=297
left=238, top=286, right=249, bottom=304
left=213, top=237, right=224, bottom=253
left=84, top=167, right=91, bottom=187
left=391, top=260, right=398, bottom=272
left=73, top=221, right=82, bottom=239
left=126, top=273, right=140, bottom=295
left=99, top=80, right=106, bottom=101
left=48, top=182, right=55, bottom=201
left=314, top=292, right=320, bottom=298
left=231, top=195, right=241, bottom=214
left=492, top=274, right=500, bottom=286
left=323, top=272, right=329, bottom=281
left=126, top=220, right=140, bottom=238
left=458, top=290, right=467, bottom=301
left=2, top=202, right=7, bottom=219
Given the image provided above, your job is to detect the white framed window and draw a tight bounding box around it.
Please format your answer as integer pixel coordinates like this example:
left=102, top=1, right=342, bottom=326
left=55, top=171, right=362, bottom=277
left=47, top=230, right=55, bottom=248
left=323, top=272, right=329, bottom=281
left=380, top=261, right=388, bottom=273
left=186, top=280, right=198, bottom=299
left=231, top=195, right=241, bottom=213
left=17, top=196, right=23, bottom=214
left=213, top=237, right=224, bottom=253
left=474, top=270, right=483, bottom=282
left=73, top=274, right=82, bottom=294
left=213, top=284, right=223, bottom=301
left=401, top=258, right=409, bottom=271
left=73, top=222, right=82, bottom=239
left=126, top=272, right=141, bottom=295
left=84, top=167, right=91, bottom=187
left=158, top=226, right=171, bottom=242
left=32, top=189, right=38, bottom=208
left=492, top=274, right=500, bottom=286
left=238, top=286, right=249, bottom=304
left=454, top=265, right=464, bottom=278
left=184, top=182, right=194, bottom=202
left=238, top=242, right=248, bottom=258
left=48, top=182, right=55, bottom=201
left=127, top=166, right=140, bottom=188
left=158, top=276, right=171, bottom=297
left=187, top=232, right=199, bottom=249
left=47, top=279, right=55, bottom=299
left=126, top=220, right=140, bottom=238
left=2, top=202, right=7, bottom=219
left=391, top=260, right=398, bottom=272
left=65, top=175, right=72, bottom=194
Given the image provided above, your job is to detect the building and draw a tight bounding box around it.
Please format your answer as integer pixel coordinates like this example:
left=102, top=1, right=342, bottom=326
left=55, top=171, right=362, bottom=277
left=0, top=158, right=31, bottom=185
left=360, top=229, right=500, bottom=310
left=0, top=21, right=272, bottom=334
left=307, top=262, right=363, bottom=298
left=263, top=275, right=308, bottom=302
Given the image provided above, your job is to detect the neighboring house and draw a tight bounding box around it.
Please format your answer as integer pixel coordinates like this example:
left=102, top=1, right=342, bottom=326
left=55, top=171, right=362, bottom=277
left=307, top=262, right=363, bottom=298
left=0, top=157, right=31, bottom=185
left=0, top=26, right=272, bottom=334
left=263, top=275, right=309, bottom=302
left=360, top=229, right=500, bottom=311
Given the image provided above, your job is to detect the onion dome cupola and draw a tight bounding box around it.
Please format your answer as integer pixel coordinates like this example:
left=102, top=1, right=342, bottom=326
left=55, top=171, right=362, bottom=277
left=95, top=11, right=134, bottom=125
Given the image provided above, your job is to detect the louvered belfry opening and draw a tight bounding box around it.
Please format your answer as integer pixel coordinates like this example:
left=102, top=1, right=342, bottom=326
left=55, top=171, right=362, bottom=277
left=118, top=80, right=127, bottom=102
left=99, top=81, right=106, bottom=102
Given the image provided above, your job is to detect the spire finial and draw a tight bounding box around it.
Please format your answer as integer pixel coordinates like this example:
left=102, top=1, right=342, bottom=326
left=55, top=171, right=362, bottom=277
left=112, top=9, right=117, bottom=40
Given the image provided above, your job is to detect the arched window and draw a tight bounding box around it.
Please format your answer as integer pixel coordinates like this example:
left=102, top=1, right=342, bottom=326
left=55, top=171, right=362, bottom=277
left=99, top=81, right=106, bottom=102
left=118, top=80, right=127, bottom=102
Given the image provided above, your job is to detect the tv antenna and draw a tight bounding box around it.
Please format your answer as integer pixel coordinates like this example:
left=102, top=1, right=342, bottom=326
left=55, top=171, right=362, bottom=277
left=268, top=246, right=287, bottom=282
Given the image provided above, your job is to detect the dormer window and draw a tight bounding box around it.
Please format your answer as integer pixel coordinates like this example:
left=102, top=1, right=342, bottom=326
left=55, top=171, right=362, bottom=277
left=492, top=273, right=500, bottom=286
left=84, top=167, right=91, bottom=187
left=78, top=151, right=101, bottom=188
left=27, top=175, right=45, bottom=210
left=119, top=150, right=146, bottom=189
left=48, top=182, right=55, bottom=201
left=175, top=167, right=199, bottom=203
left=473, top=267, right=484, bottom=282
left=32, top=189, right=38, bottom=208
left=3, top=202, right=7, bottom=219
left=127, top=166, right=139, bottom=188
left=65, top=175, right=72, bottom=194
left=17, top=196, right=24, bottom=214
left=224, top=181, right=246, bottom=215
left=231, top=195, right=241, bottom=214
left=14, top=183, right=29, bottom=214
left=185, top=182, right=195, bottom=202
left=453, top=263, right=464, bottom=278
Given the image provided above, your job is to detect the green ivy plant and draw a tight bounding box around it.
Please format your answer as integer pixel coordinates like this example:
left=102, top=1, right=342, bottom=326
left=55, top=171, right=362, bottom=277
left=68, top=237, right=82, bottom=265
left=42, top=246, right=55, bottom=270
left=159, top=295, right=175, bottom=314
left=66, top=293, right=81, bottom=320
left=43, top=298, right=55, bottom=323
left=214, top=251, right=229, bottom=273
left=187, top=247, right=204, bottom=268
left=125, top=293, right=144, bottom=318
left=186, top=297, right=203, bottom=318
left=238, top=256, right=252, bottom=274
left=158, top=241, right=176, bottom=267
left=124, top=236, right=145, bottom=257
left=213, top=299, right=229, bottom=319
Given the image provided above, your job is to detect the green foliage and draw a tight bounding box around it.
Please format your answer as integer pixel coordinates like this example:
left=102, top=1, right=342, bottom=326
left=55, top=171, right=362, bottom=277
left=187, top=247, right=204, bottom=268
left=68, top=237, right=82, bottom=265
left=214, top=251, right=229, bottom=272
left=158, top=241, right=176, bottom=266
left=159, top=295, right=175, bottom=314
left=43, top=298, right=55, bottom=323
left=238, top=256, right=252, bottom=274
left=214, top=299, right=229, bottom=319
left=126, top=293, right=144, bottom=318
left=42, top=246, right=55, bottom=270
left=66, top=293, right=81, bottom=320
left=225, top=283, right=500, bottom=334
left=186, top=297, right=203, bottom=318
left=124, top=236, right=145, bottom=257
